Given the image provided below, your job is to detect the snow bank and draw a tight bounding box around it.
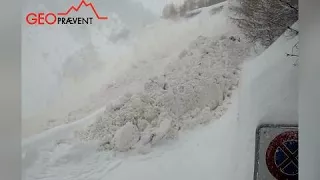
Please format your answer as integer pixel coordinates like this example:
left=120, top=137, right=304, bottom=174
left=231, top=23, right=299, bottom=179
left=76, top=33, right=253, bottom=152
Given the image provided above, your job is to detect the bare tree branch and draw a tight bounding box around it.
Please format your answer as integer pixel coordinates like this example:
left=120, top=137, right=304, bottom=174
left=286, top=41, right=299, bottom=67
left=287, top=26, right=299, bottom=35
left=229, top=0, right=298, bottom=47
left=279, top=0, right=299, bottom=12
left=286, top=53, right=298, bottom=57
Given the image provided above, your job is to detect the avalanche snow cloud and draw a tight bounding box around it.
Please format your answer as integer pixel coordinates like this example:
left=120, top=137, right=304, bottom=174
left=22, top=1, right=235, bottom=138
left=22, top=0, right=159, bottom=134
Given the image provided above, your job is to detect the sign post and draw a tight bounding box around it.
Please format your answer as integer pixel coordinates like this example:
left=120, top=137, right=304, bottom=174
left=253, top=124, right=298, bottom=180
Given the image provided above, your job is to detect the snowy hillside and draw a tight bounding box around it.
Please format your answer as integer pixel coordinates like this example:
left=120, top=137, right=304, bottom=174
left=22, top=1, right=234, bottom=138
left=22, top=21, right=298, bottom=180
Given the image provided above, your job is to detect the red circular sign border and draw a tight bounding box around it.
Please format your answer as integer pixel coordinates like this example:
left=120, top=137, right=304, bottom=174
left=265, top=130, right=298, bottom=180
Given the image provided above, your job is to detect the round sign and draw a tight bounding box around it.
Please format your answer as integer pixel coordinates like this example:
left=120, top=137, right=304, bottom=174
left=265, top=130, right=298, bottom=180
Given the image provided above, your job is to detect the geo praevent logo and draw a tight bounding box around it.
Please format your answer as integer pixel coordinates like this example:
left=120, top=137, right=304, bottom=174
left=25, top=0, right=108, bottom=25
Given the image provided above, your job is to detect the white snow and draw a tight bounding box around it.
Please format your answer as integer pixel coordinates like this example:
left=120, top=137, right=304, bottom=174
left=112, top=122, right=140, bottom=152
left=22, top=21, right=298, bottom=180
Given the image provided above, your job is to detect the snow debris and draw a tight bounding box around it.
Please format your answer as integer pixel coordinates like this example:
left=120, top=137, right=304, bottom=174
left=76, top=33, right=253, bottom=153
left=112, top=122, right=140, bottom=152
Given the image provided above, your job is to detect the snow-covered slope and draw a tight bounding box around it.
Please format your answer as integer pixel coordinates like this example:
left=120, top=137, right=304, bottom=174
left=22, top=1, right=231, bottom=138
left=22, top=14, right=298, bottom=180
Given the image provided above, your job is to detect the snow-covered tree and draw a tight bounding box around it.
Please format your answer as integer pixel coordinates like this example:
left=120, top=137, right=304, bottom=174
left=163, top=0, right=224, bottom=18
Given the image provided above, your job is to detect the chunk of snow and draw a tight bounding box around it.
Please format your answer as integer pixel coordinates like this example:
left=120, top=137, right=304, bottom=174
left=112, top=122, right=140, bottom=152
left=151, top=118, right=172, bottom=144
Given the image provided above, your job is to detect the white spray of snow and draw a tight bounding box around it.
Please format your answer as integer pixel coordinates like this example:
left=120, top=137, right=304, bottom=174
left=21, top=0, right=160, bottom=136
left=22, top=2, right=230, bottom=138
